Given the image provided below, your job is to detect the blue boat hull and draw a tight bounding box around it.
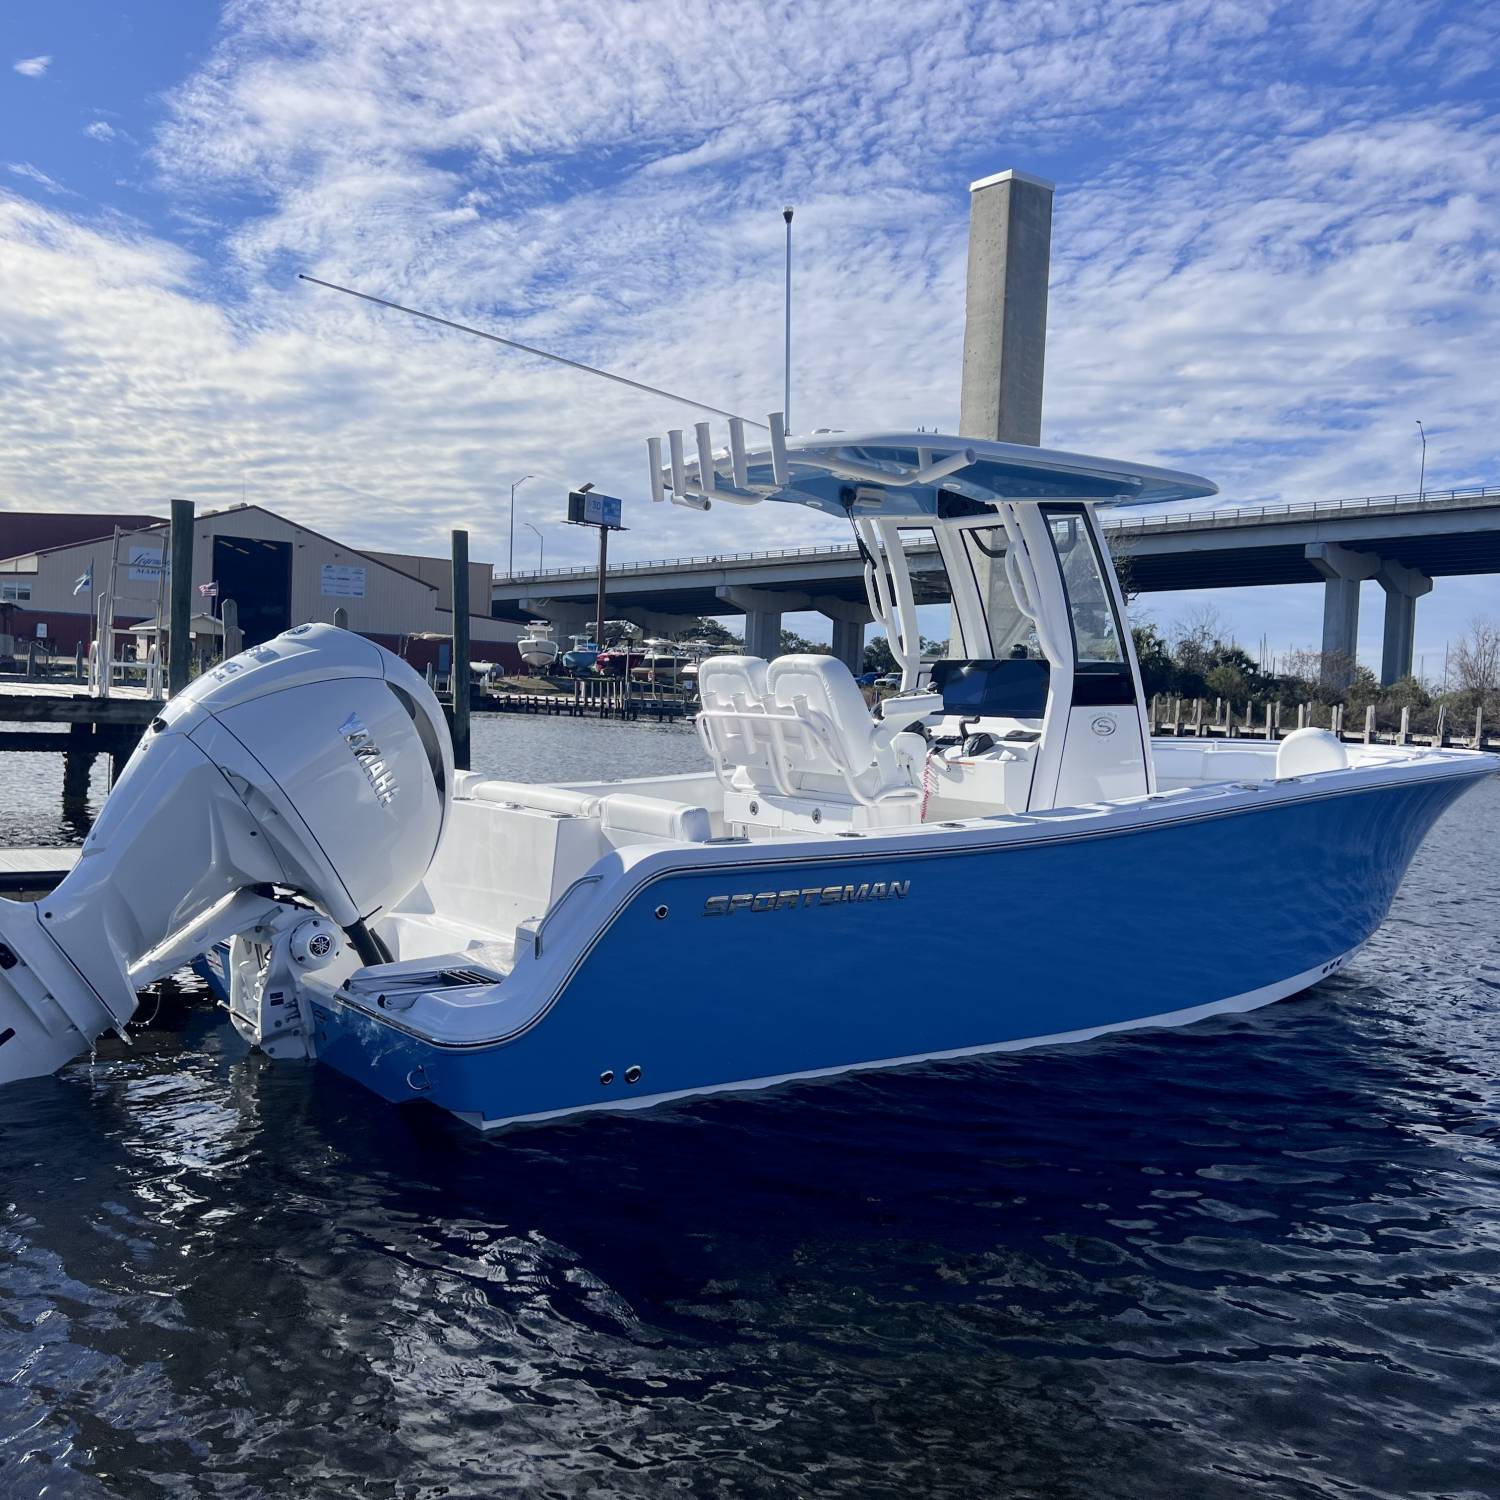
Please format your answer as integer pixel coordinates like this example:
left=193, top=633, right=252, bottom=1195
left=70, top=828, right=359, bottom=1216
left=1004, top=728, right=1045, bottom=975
left=308, top=772, right=1479, bottom=1128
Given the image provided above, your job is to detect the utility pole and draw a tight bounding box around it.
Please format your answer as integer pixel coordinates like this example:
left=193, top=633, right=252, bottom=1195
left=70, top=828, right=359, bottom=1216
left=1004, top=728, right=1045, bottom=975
left=567, top=486, right=625, bottom=652
left=1416, top=420, right=1427, bottom=498
left=595, top=526, right=608, bottom=657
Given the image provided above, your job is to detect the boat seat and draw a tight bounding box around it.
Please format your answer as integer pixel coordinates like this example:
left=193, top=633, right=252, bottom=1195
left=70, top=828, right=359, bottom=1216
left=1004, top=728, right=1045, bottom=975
left=696, top=655, right=782, bottom=793
left=698, top=653, right=928, bottom=831
left=597, top=792, right=712, bottom=843
left=765, top=655, right=927, bottom=806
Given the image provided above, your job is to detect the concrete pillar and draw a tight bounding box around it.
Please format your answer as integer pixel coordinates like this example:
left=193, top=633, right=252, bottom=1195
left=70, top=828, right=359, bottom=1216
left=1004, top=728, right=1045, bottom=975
left=957, top=169, right=1054, bottom=648
left=812, top=596, right=871, bottom=674
left=1306, top=543, right=1380, bottom=690
left=959, top=170, right=1055, bottom=444
left=828, top=618, right=865, bottom=673
left=717, top=586, right=787, bottom=660
left=1375, top=559, right=1432, bottom=686
left=617, top=607, right=701, bottom=638
left=520, top=598, right=591, bottom=640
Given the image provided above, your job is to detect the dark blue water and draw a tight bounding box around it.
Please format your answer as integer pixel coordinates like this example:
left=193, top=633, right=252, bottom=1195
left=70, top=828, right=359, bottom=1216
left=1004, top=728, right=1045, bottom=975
left=2, top=721, right=1498, bottom=1498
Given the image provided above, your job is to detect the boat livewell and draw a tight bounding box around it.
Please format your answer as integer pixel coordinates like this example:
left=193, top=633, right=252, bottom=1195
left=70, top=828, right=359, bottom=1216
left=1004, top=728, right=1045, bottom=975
left=0, top=424, right=1492, bottom=1128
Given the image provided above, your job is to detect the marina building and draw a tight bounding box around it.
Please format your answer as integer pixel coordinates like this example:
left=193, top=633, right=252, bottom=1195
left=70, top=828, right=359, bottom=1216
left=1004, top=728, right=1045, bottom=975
left=0, top=503, right=520, bottom=669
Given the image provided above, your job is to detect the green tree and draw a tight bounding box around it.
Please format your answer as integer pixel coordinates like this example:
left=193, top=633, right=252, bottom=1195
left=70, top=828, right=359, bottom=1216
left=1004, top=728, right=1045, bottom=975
left=779, top=629, right=825, bottom=655
left=862, top=636, right=896, bottom=675
left=1131, top=623, right=1173, bottom=697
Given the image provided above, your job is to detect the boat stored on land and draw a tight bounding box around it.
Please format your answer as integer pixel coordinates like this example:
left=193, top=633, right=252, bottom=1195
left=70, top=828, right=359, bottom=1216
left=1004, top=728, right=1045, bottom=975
left=560, top=635, right=599, bottom=674
left=517, top=621, right=560, bottom=672
left=0, top=426, right=1492, bottom=1127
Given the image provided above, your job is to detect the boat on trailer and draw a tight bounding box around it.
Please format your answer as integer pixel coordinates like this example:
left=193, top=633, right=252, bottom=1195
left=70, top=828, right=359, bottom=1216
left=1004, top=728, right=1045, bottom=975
left=0, top=424, right=1492, bottom=1129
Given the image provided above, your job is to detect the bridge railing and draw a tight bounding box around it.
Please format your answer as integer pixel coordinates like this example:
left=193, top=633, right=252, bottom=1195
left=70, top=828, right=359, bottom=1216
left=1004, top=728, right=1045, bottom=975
left=493, top=484, right=1500, bottom=587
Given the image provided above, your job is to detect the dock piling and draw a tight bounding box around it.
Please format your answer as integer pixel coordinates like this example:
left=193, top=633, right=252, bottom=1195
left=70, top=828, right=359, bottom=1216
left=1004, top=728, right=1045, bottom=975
left=167, top=498, right=195, bottom=696
left=451, top=528, right=471, bottom=771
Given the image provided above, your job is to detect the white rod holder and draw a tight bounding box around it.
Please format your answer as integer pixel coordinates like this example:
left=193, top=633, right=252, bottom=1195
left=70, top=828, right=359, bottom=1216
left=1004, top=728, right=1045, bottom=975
left=729, top=417, right=748, bottom=488
left=694, top=422, right=718, bottom=497
left=668, top=429, right=688, bottom=498
left=768, top=412, right=790, bottom=486
left=646, top=437, right=664, bottom=503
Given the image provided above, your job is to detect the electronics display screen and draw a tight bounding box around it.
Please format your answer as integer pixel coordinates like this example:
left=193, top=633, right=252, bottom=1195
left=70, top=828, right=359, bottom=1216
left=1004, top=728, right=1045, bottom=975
left=928, top=659, right=1051, bottom=719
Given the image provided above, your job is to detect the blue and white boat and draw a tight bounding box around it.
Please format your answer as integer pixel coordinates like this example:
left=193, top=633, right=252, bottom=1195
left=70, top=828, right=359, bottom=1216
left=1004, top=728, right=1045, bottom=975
left=561, top=634, right=600, bottom=673
left=0, top=423, right=1493, bottom=1128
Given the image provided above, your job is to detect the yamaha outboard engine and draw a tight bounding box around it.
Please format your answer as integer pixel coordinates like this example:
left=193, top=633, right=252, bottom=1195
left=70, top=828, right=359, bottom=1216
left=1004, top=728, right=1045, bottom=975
left=0, top=624, right=452, bottom=1084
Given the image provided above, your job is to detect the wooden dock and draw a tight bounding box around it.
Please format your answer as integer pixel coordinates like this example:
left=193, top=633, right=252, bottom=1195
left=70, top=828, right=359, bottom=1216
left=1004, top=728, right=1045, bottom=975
left=475, top=683, right=693, bottom=723
left=0, top=847, right=80, bottom=897
left=1148, top=695, right=1497, bottom=751
left=0, top=680, right=161, bottom=807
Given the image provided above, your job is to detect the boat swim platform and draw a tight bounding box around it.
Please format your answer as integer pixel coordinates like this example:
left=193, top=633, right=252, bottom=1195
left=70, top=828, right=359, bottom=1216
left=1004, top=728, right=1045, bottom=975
left=0, top=847, right=80, bottom=898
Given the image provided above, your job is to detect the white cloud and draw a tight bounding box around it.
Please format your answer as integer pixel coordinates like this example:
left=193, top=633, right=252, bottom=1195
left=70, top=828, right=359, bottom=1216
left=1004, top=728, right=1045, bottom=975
left=12, top=55, right=50, bottom=77
left=0, top=0, right=1497, bottom=652
left=5, top=163, right=72, bottom=196
left=84, top=120, right=117, bottom=142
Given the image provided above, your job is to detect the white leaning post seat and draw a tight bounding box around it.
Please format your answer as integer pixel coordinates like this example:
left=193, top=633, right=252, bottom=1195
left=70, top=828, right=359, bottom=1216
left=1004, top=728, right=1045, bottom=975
left=696, top=655, right=783, bottom=793
left=764, top=654, right=926, bottom=807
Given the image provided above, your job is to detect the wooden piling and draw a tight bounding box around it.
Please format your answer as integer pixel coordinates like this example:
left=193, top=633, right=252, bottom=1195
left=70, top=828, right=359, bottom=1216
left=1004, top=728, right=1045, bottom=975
left=167, top=498, right=194, bottom=696
left=1399, top=706, right=1411, bottom=745
left=451, top=528, right=471, bottom=771
left=61, top=723, right=95, bottom=807
left=221, top=598, right=244, bottom=659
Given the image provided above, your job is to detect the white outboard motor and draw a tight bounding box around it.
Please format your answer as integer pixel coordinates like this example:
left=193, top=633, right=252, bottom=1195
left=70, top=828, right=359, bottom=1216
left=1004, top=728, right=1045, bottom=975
left=0, top=624, right=452, bottom=1085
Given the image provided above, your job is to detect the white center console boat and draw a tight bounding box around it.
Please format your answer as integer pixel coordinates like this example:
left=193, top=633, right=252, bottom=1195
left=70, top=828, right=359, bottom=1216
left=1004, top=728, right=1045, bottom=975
left=0, top=425, right=1492, bottom=1128
left=517, top=621, right=560, bottom=672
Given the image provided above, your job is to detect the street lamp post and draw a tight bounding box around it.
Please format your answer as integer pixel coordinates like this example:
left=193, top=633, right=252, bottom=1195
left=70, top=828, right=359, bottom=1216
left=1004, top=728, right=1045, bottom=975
left=508, top=475, right=535, bottom=577
left=523, top=521, right=544, bottom=574
left=1415, top=421, right=1427, bottom=499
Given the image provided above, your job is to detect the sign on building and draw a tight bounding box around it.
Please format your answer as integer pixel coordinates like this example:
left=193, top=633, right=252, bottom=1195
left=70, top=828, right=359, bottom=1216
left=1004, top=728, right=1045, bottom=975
left=320, top=564, right=367, bottom=598
left=128, top=546, right=165, bottom=581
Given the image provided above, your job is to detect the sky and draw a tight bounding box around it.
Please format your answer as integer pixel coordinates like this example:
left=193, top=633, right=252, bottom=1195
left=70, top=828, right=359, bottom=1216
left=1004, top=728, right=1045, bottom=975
left=2, top=0, right=1498, bottom=671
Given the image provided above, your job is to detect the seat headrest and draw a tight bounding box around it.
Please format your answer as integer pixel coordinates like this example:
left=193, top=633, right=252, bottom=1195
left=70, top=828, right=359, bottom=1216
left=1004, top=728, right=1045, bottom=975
left=766, top=654, right=871, bottom=724
left=698, top=655, right=770, bottom=705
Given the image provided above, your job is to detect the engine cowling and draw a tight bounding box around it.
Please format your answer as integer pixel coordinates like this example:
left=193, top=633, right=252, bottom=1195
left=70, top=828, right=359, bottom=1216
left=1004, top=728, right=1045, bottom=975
left=0, top=624, right=453, bottom=1085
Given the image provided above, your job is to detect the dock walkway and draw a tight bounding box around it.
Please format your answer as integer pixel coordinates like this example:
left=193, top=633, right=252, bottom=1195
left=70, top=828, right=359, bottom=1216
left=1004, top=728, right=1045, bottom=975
left=0, top=847, right=80, bottom=897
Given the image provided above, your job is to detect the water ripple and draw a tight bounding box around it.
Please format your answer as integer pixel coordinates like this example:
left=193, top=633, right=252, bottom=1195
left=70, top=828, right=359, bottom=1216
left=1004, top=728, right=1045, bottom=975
left=0, top=728, right=1497, bottom=1496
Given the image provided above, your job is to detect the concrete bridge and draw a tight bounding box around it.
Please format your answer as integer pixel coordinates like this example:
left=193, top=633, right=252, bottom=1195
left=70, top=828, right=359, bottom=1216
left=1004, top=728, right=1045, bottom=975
left=492, top=483, right=1500, bottom=685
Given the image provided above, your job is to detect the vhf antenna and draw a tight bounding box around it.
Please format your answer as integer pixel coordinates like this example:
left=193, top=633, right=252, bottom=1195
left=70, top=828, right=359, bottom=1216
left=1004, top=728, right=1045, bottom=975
left=298, top=274, right=768, bottom=428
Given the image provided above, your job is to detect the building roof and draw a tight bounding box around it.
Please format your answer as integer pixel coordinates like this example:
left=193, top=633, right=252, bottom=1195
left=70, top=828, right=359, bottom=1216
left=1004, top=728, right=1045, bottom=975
left=0, top=510, right=164, bottom=559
